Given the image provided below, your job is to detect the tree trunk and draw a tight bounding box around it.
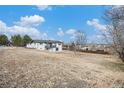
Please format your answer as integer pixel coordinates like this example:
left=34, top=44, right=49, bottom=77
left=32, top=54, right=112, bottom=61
left=118, top=51, right=124, bottom=62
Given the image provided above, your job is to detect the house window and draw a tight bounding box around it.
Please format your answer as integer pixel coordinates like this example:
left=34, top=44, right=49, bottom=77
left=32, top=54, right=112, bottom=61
left=86, top=48, right=88, bottom=51
left=50, top=43, right=52, bottom=47
left=56, top=48, right=58, bottom=51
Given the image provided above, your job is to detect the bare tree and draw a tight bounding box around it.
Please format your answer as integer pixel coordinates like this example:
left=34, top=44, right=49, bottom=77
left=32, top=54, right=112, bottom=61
left=71, top=30, right=87, bottom=54
left=75, top=30, right=87, bottom=49
left=103, top=6, right=124, bottom=62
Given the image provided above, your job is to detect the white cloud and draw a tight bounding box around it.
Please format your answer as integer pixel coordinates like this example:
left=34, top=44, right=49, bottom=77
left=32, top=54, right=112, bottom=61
left=42, top=32, right=48, bottom=40
left=15, top=15, right=45, bottom=27
left=87, top=18, right=106, bottom=32
left=36, top=5, right=52, bottom=11
left=0, top=18, right=45, bottom=40
left=0, top=15, right=47, bottom=39
left=87, top=34, right=104, bottom=44
left=66, top=29, right=79, bottom=39
left=87, top=18, right=110, bottom=43
left=7, top=26, right=42, bottom=39
left=66, top=29, right=77, bottom=35
left=0, top=20, right=7, bottom=34
left=57, top=28, right=64, bottom=37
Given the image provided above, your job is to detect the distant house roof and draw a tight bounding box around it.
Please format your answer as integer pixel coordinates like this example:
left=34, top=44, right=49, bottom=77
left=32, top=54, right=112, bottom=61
left=31, top=40, right=63, bottom=44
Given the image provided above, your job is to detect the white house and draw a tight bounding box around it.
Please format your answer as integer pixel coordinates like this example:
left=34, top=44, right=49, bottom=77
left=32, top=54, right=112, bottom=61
left=26, top=40, right=63, bottom=52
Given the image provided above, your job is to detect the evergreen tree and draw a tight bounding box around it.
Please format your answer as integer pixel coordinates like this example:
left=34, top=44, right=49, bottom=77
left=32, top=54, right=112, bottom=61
left=23, top=35, right=32, bottom=46
left=0, top=34, right=9, bottom=45
left=11, top=35, right=22, bottom=46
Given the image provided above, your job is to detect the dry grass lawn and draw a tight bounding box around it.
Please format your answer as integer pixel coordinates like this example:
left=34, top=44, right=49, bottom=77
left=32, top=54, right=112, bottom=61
left=0, top=47, right=124, bottom=88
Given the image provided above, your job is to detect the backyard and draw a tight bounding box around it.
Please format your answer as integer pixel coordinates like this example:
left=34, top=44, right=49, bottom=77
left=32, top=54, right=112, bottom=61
left=0, top=47, right=124, bottom=88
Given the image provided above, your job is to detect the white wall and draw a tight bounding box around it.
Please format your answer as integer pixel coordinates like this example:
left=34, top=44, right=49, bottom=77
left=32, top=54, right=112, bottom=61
left=26, top=42, right=62, bottom=52
left=56, top=43, right=62, bottom=52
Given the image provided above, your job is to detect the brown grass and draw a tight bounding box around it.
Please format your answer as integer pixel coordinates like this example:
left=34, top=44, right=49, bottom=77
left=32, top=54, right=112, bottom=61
left=0, top=47, right=124, bottom=88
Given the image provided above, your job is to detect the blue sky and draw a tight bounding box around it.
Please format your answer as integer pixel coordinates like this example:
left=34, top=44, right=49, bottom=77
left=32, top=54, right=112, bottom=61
left=0, top=5, right=109, bottom=43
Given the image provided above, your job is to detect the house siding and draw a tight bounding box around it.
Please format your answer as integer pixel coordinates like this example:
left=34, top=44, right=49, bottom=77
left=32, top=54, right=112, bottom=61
left=26, top=40, right=62, bottom=52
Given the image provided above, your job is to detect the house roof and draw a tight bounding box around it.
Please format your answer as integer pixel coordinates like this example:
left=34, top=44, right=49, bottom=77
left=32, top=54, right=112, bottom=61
left=31, top=40, right=63, bottom=44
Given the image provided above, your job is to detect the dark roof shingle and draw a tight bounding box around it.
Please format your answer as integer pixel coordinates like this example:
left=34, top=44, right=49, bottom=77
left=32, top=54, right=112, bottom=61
left=31, top=40, right=62, bottom=43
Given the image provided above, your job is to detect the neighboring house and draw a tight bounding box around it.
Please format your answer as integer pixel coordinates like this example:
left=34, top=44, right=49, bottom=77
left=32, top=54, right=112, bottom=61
left=63, top=43, right=112, bottom=53
left=81, top=44, right=112, bottom=52
left=62, top=43, right=73, bottom=50
left=26, top=40, right=63, bottom=52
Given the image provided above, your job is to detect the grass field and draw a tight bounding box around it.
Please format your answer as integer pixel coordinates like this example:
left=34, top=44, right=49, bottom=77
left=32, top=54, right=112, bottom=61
left=0, top=47, right=124, bottom=88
